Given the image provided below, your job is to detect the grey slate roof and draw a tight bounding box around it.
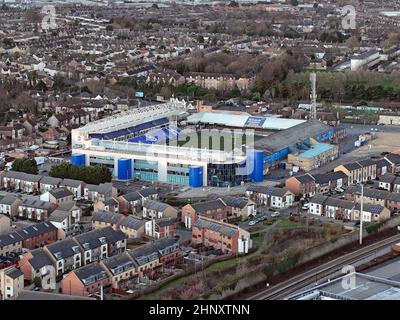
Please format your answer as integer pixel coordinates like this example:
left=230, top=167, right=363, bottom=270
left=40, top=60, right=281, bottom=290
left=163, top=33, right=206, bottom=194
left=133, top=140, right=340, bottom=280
left=309, top=194, right=328, bottom=205
left=0, top=194, right=20, bottom=205
left=143, top=200, right=171, bottom=212
left=294, top=174, right=315, bottom=184
left=0, top=232, right=23, bottom=247
left=74, top=263, right=108, bottom=285
left=191, top=199, right=226, bottom=213
left=49, top=187, right=73, bottom=199
left=222, top=196, right=249, bottom=209
left=193, top=216, right=237, bottom=237
left=20, top=197, right=52, bottom=210
left=128, top=243, right=159, bottom=265
left=102, top=252, right=137, bottom=276
left=48, top=210, right=70, bottom=223
left=28, top=248, right=53, bottom=270
left=5, top=267, right=24, bottom=279
left=92, top=210, right=123, bottom=225
left=121, top=191, right=142, bottom=202
left=313, top=171, right=347, bottom=184
left=75, top=226, right=126, bottom=250
left=119, top=216, right=145, bottom=230
left=246, top=185, right=291, bottom=197
left=60, top=179, right=82, bottom=188
left=46, top=238, right=81, bottom=259
left=16, top=222, right=56, bottom=240
left=40, top=176, right=62, bottom=186
left=3, top=171, right=42, bottom=183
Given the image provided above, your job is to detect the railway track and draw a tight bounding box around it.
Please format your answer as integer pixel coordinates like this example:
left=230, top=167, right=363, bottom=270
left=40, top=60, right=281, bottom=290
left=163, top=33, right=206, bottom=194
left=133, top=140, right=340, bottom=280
left=247, top=234, right=400, bottom=300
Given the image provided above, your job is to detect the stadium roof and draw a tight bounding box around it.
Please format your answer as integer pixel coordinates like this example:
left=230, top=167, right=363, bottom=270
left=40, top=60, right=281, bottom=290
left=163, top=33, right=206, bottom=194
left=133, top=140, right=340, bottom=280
left=77, top=98, right=188, bottom=134
left=186, top=110, right=305, bottom=131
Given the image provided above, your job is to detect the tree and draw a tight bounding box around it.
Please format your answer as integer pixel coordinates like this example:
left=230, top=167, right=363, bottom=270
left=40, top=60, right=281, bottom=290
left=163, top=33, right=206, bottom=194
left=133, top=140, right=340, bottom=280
left=11, top=157, right=38, bottom=174
left=33, top=276, right=41, bottom=288
left=49, top=163, right=112, bottom=185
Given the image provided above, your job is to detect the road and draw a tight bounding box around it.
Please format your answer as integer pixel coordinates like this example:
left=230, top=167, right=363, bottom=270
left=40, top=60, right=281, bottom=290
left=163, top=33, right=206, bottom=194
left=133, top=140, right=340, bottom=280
left=247, top=233, right=400, bottom=300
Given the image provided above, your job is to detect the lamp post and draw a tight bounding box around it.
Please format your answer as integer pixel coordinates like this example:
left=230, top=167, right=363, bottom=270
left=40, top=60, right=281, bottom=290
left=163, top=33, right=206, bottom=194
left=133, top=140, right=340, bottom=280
left=359, top=183, right=364, bottom=245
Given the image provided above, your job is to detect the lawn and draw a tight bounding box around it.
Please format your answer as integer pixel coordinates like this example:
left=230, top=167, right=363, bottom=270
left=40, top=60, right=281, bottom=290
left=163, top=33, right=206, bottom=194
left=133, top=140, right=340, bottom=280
left=276, top=217, right=304, bottom=229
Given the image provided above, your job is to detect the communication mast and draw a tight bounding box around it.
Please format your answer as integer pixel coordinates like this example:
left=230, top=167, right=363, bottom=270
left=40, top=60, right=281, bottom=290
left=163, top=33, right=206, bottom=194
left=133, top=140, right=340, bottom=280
left=310, top=72, right=317, bottom=120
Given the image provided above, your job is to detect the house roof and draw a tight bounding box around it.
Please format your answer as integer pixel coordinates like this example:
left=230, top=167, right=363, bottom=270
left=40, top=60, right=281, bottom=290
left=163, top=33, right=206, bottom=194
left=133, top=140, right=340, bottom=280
left=342, top=162, right=362, bottom=171
left=16, top=222, right=56, bottom=240
left=128, top=244, right=159, bottom=266
left=75, top=226, right=126, bottom=250
left=0, top=232, right=23, bottom=247
left=92, top=210, right=123, bottom=225
left=20, top=197, right=52, bottom=210
left=46, top=238, right=81, bottom=259
left=0, top=194, right=20, bottom=205
left=101, top=252, right=137, bottom=276
left=385, top=153, right=400, bottom=165
left=48, top=210, right=70, bottom=223
left=221, top=196, right=249, bottom=209
left=28, top=248, right=53, bottom=270
left=313, top=171, right=347, bottom=184
left=246, top=185, right=291, bottom=197
left=5, top=267, right=24, bottom=279
left=309, top=194, right=329, bottom=205
left=152, top=237, right=179, bottom=255
left=60, top=179, right=82, bottom=188
left=49, top=187, right=73, bottom=199
left=119, top=216, right=145, bottom=230
left=379, top=173, right=397, bottom=184
left=74, top=263, right=108, bottom=285
left=3, top=171, right=42, bottom=183
left=294, top=173, right=315, bottom=184
left=40, top=176, right=62, bottom=186
left=121, top=191, right=142, bottom=202
left=154, top=217, right=177, bottom=228
left=193, top=216, right=238, bottom=237
left=85, top=183, right=113, bottom=194
left=191, top=199, right=227, bottom=213
left=143, top=200, right=171, bottom=212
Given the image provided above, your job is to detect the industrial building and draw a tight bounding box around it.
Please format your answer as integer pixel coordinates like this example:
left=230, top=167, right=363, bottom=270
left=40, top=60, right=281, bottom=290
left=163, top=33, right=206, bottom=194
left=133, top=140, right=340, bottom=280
left=71, top=100, right=337, bottom=187
left=255, top=120, right=336, bottom=173
left=289, top=273, right=400, bottom=300
left=287, top=142, right=339, bottom=172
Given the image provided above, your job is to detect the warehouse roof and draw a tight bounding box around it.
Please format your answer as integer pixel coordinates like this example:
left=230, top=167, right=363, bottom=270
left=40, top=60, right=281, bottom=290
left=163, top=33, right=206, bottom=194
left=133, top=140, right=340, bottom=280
left=297, top=143, right=336, bottom=159
left=255, top=120, right=332, bottom=152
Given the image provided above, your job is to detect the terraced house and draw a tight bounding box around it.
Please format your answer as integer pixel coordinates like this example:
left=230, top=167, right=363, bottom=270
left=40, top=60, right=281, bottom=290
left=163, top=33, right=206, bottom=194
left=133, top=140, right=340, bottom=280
left=100, top=252, right=139, bottom=290
left=2, top=171, right=41, bottom=193
left=192, top=216, right=252, bottom=254
left=18, top=197, right=54, bottom=222
left=44, top=238, right=82, bottom=276
left=61, top=262, right=110, bottom=297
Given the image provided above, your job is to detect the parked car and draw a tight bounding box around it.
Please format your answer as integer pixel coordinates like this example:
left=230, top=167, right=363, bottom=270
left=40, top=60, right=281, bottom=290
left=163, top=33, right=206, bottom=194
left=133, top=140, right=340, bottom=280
left=302, top=203, right=310, bottom=210
left=271, top=212, right=280, bottom=218
left=248, top=220, right=257, bottom=226
left=335, top=186, right=345, bottom=193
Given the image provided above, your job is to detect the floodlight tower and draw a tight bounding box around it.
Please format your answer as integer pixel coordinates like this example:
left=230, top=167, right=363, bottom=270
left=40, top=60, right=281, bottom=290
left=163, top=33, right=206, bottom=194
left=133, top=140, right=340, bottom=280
left=310, top=72, right=317, bottom=120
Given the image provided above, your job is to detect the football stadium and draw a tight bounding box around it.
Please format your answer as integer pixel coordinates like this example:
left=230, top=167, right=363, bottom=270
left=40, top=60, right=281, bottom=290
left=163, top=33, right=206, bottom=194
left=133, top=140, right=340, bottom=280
left=71, top=99, right=337, bottom=187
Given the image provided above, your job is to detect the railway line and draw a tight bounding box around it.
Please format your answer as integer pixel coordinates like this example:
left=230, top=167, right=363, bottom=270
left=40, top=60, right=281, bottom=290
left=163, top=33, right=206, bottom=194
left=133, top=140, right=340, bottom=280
left=247, top=233, right=400, bottom=300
